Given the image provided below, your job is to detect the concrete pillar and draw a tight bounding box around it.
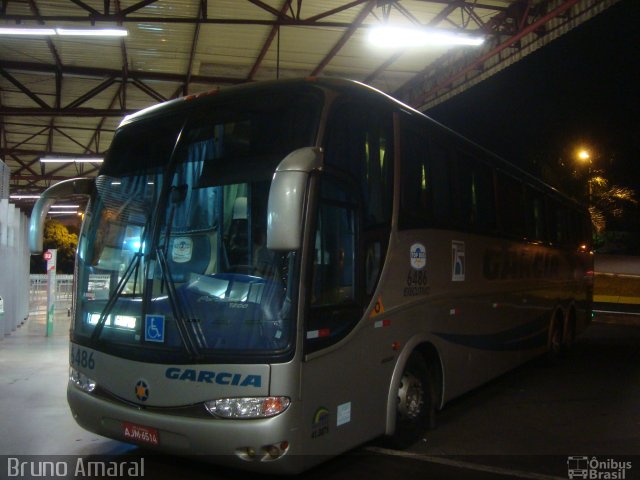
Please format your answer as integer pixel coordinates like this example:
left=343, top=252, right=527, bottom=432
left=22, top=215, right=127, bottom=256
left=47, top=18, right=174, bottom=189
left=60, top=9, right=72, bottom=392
left=0, top=204, right=31, bottom=336
left=0, top=199, right=6, bottom=338
left=6, top=203, right=16, bottom=332
left=17, top=213, right=29, bottom=326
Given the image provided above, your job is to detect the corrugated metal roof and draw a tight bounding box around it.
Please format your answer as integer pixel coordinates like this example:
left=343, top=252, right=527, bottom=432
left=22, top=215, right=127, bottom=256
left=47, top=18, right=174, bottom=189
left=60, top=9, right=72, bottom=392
left=0, top=0, right=618, bottom=209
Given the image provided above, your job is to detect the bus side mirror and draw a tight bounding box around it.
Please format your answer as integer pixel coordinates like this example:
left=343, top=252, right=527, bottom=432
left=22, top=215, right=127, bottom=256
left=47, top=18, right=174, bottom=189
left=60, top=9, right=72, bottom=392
left=267, top=147, right=322, bottom=251
left=29, top=177, right=95, bottom=254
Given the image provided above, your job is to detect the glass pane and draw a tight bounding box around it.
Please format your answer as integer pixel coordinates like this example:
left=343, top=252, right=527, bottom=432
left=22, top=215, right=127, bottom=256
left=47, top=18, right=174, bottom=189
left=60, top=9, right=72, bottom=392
left=311, top=202, right=356, bottom=306
left=74, top=88, right=321, bottom=361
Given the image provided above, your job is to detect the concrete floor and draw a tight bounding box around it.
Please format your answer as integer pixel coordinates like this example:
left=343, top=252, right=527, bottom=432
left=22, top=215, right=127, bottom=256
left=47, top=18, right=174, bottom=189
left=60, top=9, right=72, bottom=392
left=0, top=312, right=132, bottom=457
left=1, top=311, right=639, bottom=479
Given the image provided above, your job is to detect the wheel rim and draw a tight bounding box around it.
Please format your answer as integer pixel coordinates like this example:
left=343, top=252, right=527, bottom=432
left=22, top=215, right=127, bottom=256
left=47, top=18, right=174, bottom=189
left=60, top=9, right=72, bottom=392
left=551, top=323, right=562, bottom=353
left=397, top=371, right=424, bottom=420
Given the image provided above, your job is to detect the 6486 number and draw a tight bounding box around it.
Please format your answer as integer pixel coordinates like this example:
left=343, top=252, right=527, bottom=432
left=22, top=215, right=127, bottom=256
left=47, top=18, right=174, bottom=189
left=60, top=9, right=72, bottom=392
left=70, top=346, right=95, bottom=370
left=406, top=269, right=428, bottom=287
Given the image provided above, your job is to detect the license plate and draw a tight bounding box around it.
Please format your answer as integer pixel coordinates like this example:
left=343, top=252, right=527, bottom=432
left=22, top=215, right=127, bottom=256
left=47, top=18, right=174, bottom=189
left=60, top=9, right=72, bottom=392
left=122, top=421, right=159, bottom=446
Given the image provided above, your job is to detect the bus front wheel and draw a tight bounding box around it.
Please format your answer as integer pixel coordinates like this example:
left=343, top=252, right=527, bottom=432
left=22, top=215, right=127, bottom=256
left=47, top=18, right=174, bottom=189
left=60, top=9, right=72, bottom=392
left=389, top=353, right=435, bottom=449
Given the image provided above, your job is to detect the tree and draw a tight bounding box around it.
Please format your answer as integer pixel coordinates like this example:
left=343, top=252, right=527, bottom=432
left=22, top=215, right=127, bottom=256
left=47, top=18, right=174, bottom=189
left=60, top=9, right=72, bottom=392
left=588, top=175, right=637, bottom=241
left=30, top=219, right=79, bottom=274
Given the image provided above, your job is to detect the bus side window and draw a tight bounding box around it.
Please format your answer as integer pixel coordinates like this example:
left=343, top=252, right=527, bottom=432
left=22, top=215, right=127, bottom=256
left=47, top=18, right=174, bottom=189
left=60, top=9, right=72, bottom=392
left=456, top=153, right=496, bottom=232
left=324, top=101, right=394, bottom=228
left=306, top=177, right=361, bottom=353
left=429, top=141, right=453, bottom=226
left=312, top=201, right=356, bottom=306
left=323, top=100, right=392, bottom=303
left=497, top=172, right=525, bottom=239
left=525, top=187, right=547, bottom=242
left=399, top=121, right=429, bottom=229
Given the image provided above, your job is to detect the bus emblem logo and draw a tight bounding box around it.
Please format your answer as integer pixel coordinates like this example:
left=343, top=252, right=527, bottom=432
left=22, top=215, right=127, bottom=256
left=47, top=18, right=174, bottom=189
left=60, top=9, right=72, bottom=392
left=135, top=380, right=150, bottom=402
left=410, top=243, right=427, bottom=270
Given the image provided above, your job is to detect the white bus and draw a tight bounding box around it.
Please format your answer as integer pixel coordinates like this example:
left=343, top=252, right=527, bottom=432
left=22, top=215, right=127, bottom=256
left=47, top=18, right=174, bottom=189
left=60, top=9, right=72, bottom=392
left=30, top=78, right=593, bottom=474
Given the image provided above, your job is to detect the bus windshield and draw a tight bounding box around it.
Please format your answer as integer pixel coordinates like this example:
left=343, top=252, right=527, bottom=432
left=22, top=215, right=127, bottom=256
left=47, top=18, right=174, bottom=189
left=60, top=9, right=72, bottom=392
left=73, top=88, right=322, bottom=362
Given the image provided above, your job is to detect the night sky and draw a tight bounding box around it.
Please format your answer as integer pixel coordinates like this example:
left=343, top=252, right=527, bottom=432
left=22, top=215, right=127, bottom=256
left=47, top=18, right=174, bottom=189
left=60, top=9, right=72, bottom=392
left=427, top=0, right=640, bottom=192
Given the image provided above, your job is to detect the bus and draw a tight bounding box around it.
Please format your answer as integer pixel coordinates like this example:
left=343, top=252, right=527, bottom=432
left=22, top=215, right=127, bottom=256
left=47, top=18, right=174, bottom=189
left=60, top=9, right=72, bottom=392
left=29, top=78, right=593, bottom=474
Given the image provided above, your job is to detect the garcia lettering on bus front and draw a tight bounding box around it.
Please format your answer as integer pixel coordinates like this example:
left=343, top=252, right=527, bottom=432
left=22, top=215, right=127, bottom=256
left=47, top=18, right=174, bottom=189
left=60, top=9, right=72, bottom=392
left=483, top=248, right=560, bottom=280
left=165, top=367, right=262, bottom=387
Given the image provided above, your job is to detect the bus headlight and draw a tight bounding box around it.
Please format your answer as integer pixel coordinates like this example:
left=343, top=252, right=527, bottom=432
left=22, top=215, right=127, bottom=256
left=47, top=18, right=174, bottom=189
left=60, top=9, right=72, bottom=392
left=69, top=367, right=96, bottom=393
left=204, top=397, right=290, bottom=419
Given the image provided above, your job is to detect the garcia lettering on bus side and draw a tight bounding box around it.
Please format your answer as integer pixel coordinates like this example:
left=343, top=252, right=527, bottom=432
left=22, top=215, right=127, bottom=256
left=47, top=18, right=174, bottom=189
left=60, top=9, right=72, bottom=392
left=165, top=367, right=262, bottom=387
left=483, top=248, right=560, bottom=280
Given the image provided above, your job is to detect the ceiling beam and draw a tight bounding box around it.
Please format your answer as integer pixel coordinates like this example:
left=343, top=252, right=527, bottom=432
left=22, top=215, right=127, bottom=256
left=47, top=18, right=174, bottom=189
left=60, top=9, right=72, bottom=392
left=3, top=120, right=116, bottom=134
left=415, top=0, right=508, bottom=12
left=131, top=78, right=167, bottom=103
left=0, top=13, right=366, bottom=28
left=0, top=68, right=50, bottom=109
left=247, top=0, right=291, bottom=21
left=304, top=0, right=369, bottom=22
left=310, top=0, right=376, bottom=77
left=119, top=0, right=159, bottom=17
left=69, top=0, right=102, bottom=16
left=0, top=60, right=243, bottom=86
left=183, top=0, right=206, bottom=95
left=395, top=0, right=581, bottom=108
left=64, top=76, right=118, bottom=109
left=247, top=0, right=293, bottom=81
left=10, top=154, right=40, bottom=177
left=0, top=107, right=134, bottom=117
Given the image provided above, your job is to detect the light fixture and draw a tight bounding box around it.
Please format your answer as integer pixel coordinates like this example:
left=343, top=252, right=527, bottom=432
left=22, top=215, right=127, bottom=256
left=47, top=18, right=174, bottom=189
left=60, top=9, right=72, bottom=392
left=10, top=194, right=41, bottom=200
left=0, top=27, right=56, bottom=36
left=40, top=157, right=103, bottom=163
left=51, top=205, right=81, bottom=209
left=0, top=27, right=127, bottom=37
left=368, top=25, right=485, bottom=48
left=56, top=28, right=127, bottom=37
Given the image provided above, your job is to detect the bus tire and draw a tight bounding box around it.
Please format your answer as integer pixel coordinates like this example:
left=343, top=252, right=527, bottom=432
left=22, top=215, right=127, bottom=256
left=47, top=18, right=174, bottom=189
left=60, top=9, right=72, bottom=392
left=562, top=309, right=577, bottom=356
left=389, top=352, right=435, bottom=449
left=545, top=314, right=563, bottom=365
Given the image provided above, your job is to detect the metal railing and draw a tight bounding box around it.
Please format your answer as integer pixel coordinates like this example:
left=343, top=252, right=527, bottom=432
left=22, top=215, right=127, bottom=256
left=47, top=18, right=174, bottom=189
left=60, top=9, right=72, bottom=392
left=29, top=274, right=74, bottom=315
left=29, top=274, right=112, bottom=316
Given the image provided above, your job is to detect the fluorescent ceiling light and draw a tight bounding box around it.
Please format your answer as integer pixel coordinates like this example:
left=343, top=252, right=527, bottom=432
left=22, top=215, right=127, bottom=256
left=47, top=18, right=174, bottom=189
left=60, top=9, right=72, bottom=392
left=10, top=194, right=41, bottom=199
left=51, top=205, right=81, bottom=209
left=0, top=27, right=56, bottom=35
left=40, top=157, right=103, bottom=163
left=56, top=28, right=127, bottom=37
left=0, top=27, right=127, bottom=37
left=368, top=26, right=484, bottom=48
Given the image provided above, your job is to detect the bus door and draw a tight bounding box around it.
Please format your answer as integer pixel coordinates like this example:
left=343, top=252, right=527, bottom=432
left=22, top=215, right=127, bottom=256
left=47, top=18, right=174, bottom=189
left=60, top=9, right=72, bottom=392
left=299, top=99, right=394, bottom=453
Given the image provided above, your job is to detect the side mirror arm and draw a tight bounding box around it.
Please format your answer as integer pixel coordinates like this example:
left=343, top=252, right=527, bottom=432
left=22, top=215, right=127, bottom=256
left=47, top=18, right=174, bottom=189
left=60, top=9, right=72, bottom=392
left=29, top=177, right=95, bottom=254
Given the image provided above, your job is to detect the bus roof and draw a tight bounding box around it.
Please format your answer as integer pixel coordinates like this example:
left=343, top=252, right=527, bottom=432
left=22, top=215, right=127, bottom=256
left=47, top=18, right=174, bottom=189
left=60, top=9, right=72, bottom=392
left=117, top=77, right=585, bottom=210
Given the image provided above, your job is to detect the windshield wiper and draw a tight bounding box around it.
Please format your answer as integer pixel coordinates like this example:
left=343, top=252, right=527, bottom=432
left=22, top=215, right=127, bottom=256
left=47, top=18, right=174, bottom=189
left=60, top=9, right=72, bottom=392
left=90, top=251, right=143, bottom=343
left=155, top=247, right=203, bottom=359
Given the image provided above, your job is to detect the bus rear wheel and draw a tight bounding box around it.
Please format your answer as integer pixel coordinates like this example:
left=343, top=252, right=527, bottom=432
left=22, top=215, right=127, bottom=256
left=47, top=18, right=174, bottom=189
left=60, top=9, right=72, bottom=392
left=545, top=316, right=563, bottom=365
left=389, top=353, right=434, bottom=449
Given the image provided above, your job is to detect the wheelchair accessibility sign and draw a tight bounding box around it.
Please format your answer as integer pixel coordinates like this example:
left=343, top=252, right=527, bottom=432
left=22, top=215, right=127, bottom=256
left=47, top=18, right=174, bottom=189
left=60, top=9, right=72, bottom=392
left=145, top=315, right=165, bottom=343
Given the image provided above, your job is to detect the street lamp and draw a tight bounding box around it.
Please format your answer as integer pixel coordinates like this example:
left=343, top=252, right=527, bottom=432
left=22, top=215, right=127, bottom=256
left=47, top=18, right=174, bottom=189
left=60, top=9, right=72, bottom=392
left=576, top=148, right=593, bottom=204
left=578, top=149, right=590, bottom=161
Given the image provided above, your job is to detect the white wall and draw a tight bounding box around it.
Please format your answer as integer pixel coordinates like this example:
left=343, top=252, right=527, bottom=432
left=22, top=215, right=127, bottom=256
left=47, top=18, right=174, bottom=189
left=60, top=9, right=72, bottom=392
left=0, top=199, right=30, bottom=339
